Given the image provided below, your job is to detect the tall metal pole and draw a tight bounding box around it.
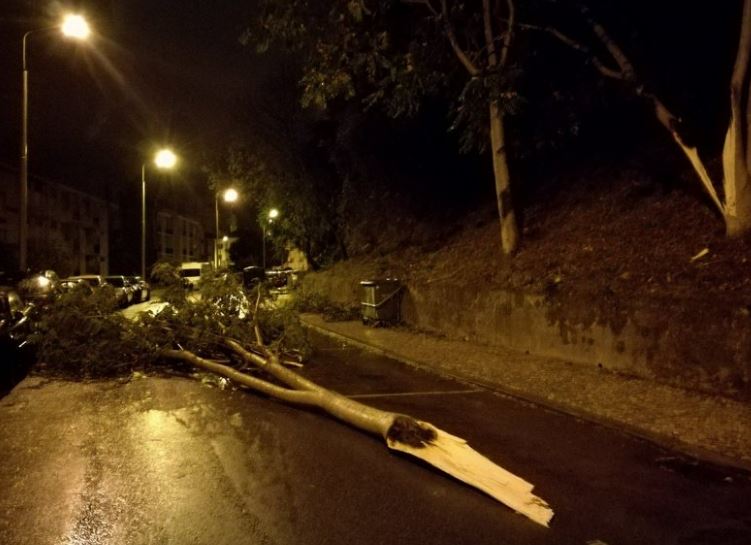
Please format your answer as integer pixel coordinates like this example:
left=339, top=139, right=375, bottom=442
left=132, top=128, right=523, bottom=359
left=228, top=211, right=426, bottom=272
left=262, top=224, right=266, bottom=270
left=19, top=32, right=31, bottom=272
left=141, top=163, right=146, bottom=280
left=214, top=195, right=219, bottom=269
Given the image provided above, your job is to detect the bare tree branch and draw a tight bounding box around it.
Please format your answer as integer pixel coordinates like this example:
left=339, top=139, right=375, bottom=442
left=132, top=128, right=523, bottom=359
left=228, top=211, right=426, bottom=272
left=513, top=20, right=624, bottom=80
left=513, top=8, right=726, bottom=216
left=498, top=0, right=514, bottom=68
left=483, top=0, right=497, bottom=67
left=440, top=0, right=481, bottom=76
left=162, top=348, right=323, bottom=407
left=577, top=4, right=636, bottom=80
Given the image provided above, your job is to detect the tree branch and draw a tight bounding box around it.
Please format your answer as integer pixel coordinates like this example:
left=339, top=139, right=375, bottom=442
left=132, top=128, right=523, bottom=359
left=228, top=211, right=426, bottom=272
left=439, top=0, right=481, bottom=76
left=161, top=348, right=323, bottom=407
left=577, top=3, right=636, bottom=80
left=483, top=0, right=498, bottom=67
left=498, top=0, right=514, bottom=68
left=512, top=11, right=725, bottom=216
left=513, top=20, right=623, bottom=80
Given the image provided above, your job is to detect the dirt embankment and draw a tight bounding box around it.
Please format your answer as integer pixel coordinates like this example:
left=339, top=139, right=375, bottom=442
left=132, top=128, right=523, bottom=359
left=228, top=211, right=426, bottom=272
left=300, top=169, right=751, bottom=400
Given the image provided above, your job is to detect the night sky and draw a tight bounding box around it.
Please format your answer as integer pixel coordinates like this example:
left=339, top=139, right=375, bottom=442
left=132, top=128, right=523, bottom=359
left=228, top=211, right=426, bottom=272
left=1, top=0, right=258, bottom=200
left=0, top=1, right=743, bottom=219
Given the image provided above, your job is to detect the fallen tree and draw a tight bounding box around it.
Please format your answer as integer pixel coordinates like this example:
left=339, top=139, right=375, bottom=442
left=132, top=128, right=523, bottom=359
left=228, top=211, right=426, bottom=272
left=32, top=266, right=553, bottom=527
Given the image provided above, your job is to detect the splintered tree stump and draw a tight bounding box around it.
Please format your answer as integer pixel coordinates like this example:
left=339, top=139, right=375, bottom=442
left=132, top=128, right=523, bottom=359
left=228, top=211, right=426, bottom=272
left=386, top=417, right=553, bottom=527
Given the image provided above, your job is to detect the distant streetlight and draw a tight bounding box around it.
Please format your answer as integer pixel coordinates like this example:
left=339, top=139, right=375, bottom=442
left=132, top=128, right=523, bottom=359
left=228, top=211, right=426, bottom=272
left=141, top=148, right=177, bottom=279
left=215, top=188, right=239, bottom=269
left=223, top=188, right=238, bottom=204
left=154, top=149, right=177, bottom=169
left=262, top=208, right=280, bottom=270
left=19, top=13, right=91, bottom=271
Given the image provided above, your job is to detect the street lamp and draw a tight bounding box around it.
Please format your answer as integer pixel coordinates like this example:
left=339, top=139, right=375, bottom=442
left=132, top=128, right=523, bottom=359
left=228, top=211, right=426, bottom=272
left=141, top=148, right=177, bottom=279
left=19, top=13, right=91, bottom=271
left=215, top=188, right=239, bottom=269
left=262, top=208, right=280, bottom=270
left=61, top=15, right=91, bottom=39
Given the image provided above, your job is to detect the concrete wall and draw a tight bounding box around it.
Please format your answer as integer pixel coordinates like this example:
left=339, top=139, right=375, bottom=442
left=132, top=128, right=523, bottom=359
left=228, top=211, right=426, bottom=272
left=302, top=271, right=751, bottom=401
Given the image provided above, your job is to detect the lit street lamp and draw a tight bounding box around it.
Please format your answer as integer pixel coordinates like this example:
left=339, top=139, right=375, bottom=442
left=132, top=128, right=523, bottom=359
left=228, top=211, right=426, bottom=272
left=19, top=13, right=91, bottom=271
left=215, top=188, right=239, bottom=269
left=61, top=15, right=91, bottom=39
left=141, top=148, right=177, bottom=279
left=262, top=208, right=279, bottom=270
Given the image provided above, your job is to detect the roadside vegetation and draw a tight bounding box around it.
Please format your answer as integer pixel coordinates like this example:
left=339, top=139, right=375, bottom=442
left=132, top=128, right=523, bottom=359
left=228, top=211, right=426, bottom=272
left=22, top=263, right=553, bottom=526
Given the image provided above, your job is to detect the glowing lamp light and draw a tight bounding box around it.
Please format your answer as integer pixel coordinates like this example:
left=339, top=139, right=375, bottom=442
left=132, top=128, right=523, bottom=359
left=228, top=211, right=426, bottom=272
left=37, top=275, right=51, bottom=288
left=222, top=235, right=229, bottom=242
left=61, top=14, right=91, bottom=40
left=223, top=188, right=238, bottom=203
left=268, top=208, right=279, bottom=220
left=154, top=149, right=177, bottom=169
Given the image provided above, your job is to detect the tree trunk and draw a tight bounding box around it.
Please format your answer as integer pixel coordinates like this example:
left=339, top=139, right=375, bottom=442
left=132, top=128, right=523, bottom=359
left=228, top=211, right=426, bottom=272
left=161, top=344, right=554, bottom=526
left=489, top=101, right=520, bottom=254
left=723, top=0, right=751, bottom=237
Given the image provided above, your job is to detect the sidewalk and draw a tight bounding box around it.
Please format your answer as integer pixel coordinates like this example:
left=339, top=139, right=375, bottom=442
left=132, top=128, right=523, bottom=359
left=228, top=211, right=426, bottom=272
left=300, top=313, right=751, bottom=471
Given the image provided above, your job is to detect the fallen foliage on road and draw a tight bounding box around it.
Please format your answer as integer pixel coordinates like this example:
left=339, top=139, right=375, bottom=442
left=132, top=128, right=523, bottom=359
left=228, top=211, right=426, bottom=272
left=29, top=264, right=553, bottom=526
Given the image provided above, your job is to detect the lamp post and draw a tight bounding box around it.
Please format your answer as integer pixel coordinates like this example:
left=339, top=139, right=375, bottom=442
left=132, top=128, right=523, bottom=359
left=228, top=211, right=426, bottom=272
left=141, top=148, right=177, bottom=279
left=215, top=188, right=238, bottom=269
left=262, top=208, right=279, bottom=270
left=19, top=14, right=91, bottom=271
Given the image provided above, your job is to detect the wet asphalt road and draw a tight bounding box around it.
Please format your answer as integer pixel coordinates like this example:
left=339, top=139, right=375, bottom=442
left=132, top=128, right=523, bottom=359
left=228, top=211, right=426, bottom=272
left=0, top=332, right=750, bottom=545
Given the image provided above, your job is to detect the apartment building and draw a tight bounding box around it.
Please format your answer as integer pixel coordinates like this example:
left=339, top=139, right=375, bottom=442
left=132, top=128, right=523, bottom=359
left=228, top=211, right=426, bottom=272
left=155, top=209, right=208, bottom=263
left=0, top=163, right=115, bottom=275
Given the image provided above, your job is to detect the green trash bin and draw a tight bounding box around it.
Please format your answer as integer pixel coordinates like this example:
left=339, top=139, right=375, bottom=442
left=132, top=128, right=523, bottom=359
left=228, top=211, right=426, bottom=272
left=360, top=279, right=402, bottom=325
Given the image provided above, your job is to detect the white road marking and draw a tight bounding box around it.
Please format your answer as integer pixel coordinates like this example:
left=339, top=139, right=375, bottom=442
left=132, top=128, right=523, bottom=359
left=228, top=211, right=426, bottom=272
left=348, top=389, right=483, bottom=399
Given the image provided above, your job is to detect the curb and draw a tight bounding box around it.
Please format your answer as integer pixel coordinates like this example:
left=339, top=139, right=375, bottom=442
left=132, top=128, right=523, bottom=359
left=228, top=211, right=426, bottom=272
left=302, top=318, right=751, bottom=475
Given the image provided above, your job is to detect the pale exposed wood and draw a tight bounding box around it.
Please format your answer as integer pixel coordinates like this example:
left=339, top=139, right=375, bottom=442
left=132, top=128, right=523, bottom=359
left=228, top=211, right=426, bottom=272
left=644, top=93, right=725, bottom=214
left=388, top=421, right=554, bottom=526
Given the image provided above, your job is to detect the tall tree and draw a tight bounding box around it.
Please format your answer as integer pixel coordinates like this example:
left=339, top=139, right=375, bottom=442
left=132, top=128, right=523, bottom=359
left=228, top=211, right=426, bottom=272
left=250, top=0, right=523, bottom=254
left=210, top=59, right=347, bottom=269
left=519, top=0, right=751, bottom=236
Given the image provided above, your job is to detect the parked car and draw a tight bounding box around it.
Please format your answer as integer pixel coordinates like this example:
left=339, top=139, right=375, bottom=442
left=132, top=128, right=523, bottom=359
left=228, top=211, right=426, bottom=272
left=265, top=267, right=293, bottom=289
left=0, top=286, right=32, bottom=350
left=60, top=278, right=94, bottom=296
left=17, top=270, right=61, bottom=305
left=104, top=275, right=134, bottom=307
left=180, top=262, right=212, bottom=290
left=67, top=274, right=107, bottom=289
left=126, top=276, right=150, bottom=303
left=242, top=266, right=265, bottom=287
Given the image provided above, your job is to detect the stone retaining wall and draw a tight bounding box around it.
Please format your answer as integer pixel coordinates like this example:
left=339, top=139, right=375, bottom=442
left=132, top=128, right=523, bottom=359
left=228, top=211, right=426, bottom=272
left=301, top=271, right=751, bottom=401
